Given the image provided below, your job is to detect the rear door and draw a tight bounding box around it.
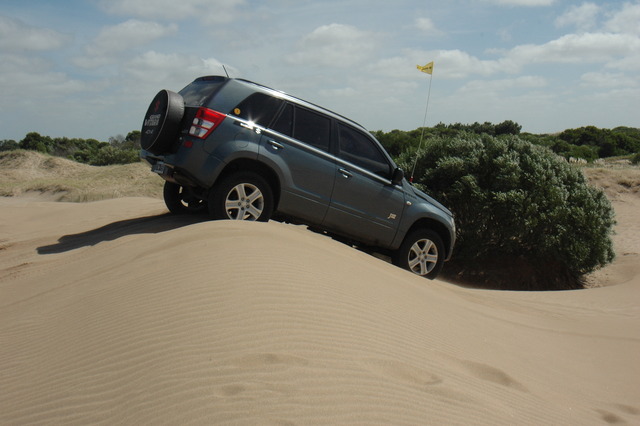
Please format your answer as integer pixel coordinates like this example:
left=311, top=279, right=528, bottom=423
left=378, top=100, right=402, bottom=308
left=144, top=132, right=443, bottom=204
left=322, top=123, right=406, bottom=247
left=258, top=103, right=336, bottom=225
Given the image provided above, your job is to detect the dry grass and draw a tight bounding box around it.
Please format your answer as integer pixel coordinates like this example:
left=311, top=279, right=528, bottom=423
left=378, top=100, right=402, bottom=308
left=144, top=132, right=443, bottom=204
left=582, top=166, right=640, bottom=199
left=0, top=150, right=163, bottom=202
left=2, top=149, right=639, bottom=205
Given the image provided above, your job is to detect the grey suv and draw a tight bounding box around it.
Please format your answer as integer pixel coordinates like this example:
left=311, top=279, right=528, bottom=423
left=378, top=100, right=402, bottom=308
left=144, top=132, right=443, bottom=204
left=140, top=76, right=455, bottom=279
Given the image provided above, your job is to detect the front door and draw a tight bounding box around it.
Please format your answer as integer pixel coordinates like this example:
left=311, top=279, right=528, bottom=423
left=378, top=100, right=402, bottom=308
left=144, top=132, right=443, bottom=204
left=322, top=124, right=405, bottom=247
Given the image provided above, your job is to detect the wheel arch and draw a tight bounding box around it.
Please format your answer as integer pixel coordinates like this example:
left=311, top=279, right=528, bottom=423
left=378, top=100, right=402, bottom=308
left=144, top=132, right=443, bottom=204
left=213, top=159, right=282, bottom=210
left=405, top=218, right=453, bottom=260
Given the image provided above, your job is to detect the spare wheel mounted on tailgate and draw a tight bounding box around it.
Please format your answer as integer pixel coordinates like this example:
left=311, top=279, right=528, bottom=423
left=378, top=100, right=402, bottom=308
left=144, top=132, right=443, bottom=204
left=141, top=89, right=185, bottom=155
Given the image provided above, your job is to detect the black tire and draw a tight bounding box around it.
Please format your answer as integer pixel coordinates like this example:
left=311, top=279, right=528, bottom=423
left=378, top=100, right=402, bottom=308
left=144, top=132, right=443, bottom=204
left=141, top=90, right=184, bottom=155
left=163, top=181, right=207, bottom=214
left=393, top=229, right=445, bottom=279
left=209, top=172, right=274, bottom=222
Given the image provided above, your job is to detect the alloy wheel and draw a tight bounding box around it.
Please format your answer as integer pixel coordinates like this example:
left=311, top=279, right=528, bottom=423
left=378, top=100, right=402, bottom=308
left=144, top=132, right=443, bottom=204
left=407, top=238, right=439, bottom=276
left=224, top=183, right=264, bottom=220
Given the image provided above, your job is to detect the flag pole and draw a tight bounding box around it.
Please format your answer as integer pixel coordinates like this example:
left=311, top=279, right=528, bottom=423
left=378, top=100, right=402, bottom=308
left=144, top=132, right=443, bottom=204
left=410, top=62, right=434, bottom=183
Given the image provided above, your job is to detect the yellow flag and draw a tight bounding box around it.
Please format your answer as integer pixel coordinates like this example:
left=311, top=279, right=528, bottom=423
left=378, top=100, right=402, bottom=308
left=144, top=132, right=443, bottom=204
left=417, top=61, right=434, bottom=74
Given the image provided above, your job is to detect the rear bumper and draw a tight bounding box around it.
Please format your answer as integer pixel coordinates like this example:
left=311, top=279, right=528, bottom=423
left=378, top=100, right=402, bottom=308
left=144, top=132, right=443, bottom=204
left=140, top=149, right=202, bottom=188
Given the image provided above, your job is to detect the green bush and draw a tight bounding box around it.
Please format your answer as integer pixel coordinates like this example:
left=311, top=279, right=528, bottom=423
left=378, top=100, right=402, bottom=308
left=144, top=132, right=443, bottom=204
left=398, top=133, right=615, bottom=290
left=15, top=131, right=141, bottom=166
left=90, top=146, right=140, bottom=166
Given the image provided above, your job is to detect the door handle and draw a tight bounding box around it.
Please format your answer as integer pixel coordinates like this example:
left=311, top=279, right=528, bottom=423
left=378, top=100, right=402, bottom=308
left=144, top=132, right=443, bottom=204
left=339, top=168, right=352, bottom=179
left=268, top=140, right=284, bottom=150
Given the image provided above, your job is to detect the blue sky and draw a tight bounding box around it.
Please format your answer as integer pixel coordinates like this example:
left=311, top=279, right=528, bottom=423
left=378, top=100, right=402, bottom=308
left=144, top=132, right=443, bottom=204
left=1, top=0, right=638, bottom=142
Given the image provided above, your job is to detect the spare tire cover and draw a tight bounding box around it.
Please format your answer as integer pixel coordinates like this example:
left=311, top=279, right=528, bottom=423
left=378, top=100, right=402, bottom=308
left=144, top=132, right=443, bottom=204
left=141, top=90, right=185, bottom=154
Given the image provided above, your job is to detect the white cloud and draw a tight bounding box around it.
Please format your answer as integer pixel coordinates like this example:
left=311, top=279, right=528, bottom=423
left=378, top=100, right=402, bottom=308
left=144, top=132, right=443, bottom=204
left=415, top=17, right=441, bottom=35
left=99, top=0, right=244, bottom=24
left=367, top=49, right=507, bottom=80
left=48, top=51, right=229, bottom=139
left=0, top=52, right=93, bottom=129
left=555, top=3, right=600, bottom=31
left=605, top=55, right=640, bottom=72
left=123, top=51, right=226, bottom=92
left=434, top=50, right=505, bottom=77
left=0, top=15, right=70, bottom=52
left=92, top=20, right=177, bottom=54
left=366, top=54, right=426, bottom=79
left=318, top=86, right=358, bottom=98
left=580, top=71, right=638, bottom=89
left=2, top=0, right=639, bottom=141
left=459, top=75, right=547, bottom=93
left=506, top=32, right=640, bottom=66
left=374, top=26, right=640, bottom=82
left=0, top=53, right=92, bottom=95
left=75, top=20, right=177, bottom=68
left=288, top=24, right=377, bottom=68
left=485, top=0, right=555, bottom=6
left=604, top=2, right=640, bottom=35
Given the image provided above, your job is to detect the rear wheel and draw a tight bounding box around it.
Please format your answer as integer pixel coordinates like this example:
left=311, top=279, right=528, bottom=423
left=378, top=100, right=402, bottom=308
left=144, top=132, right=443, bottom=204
left=209, top=172, right=274, bottom=222
left=394, top=229, right=445, bottom=279
left=163, top=181, right=207, bottom=214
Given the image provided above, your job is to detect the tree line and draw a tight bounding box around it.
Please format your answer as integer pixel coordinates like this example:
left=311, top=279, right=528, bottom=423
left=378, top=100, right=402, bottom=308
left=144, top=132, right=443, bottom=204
left=0, top=131, right=141, bottom=166
left=1, top=122, right=638, bottom=166
left=373, top=121, right=640, bottom=163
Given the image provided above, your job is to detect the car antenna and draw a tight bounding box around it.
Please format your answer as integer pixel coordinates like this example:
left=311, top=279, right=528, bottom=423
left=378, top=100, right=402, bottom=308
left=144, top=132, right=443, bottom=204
left=222, top=65, right=230, bottom=78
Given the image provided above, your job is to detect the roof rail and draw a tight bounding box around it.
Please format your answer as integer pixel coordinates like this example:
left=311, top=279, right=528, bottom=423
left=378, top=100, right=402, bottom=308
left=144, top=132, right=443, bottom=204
left=233, top=78, right=365, bottom=130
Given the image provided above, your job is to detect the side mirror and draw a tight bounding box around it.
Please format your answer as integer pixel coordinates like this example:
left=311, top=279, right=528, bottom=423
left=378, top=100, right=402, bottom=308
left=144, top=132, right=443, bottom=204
left=391, top=167, right=404, bottom=186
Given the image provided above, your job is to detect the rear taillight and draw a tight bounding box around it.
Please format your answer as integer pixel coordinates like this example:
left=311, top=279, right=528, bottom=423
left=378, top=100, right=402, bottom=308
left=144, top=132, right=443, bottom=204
left=189, top=108, right=226, bottom=139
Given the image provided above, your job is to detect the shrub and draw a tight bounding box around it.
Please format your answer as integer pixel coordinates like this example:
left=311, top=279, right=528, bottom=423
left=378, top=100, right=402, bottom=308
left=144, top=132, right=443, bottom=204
left=0, top=139, right=19, bottom=151
left=398, top=133, right=615, bottom=290
left=90, top=146, right=140, bottom=166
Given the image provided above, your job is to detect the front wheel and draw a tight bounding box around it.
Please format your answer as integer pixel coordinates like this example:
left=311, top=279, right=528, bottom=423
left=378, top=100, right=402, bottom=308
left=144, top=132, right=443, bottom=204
left=393, top=229, right=445, bottom=279
left=209, top=172, right=274, bottom=222
left=163, top=181, right=207, bottom=214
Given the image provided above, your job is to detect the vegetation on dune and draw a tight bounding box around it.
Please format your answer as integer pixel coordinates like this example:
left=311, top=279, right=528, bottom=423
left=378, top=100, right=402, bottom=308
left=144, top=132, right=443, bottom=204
left=1, top=122, right=637, bottom=290
left=397, top=133, right=618, bottom=290
left=0, top=150, right=163, bottom=202
left=0, top=131, right=141, bottom=166
left=373, top=123, right=636, bottom=289
left=374, top=122, right=640, bottom=163
left=2, top=123, right=638, bottom=166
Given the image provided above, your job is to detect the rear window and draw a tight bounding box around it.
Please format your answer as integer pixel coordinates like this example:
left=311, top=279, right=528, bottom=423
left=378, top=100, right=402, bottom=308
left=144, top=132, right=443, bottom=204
left=179, top=76, right=227, bottom=106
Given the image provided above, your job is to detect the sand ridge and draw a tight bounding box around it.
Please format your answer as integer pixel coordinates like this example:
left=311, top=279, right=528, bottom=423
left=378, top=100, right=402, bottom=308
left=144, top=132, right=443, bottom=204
left=1, top=192, right=639, bottom=424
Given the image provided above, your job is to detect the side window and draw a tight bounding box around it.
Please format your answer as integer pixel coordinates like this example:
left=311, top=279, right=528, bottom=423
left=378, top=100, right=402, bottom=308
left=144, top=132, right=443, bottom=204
left=230, top=93, right=283, bottom=127
left=293, top=107, right=331, bottom=152
left=338, top=124, right=391, bottom=178
left=270, top=103, right=293, bottom=136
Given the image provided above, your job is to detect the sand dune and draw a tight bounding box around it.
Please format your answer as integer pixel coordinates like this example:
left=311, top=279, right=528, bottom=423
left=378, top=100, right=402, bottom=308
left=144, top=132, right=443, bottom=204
left=1, top=189, right=639, bottom=424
